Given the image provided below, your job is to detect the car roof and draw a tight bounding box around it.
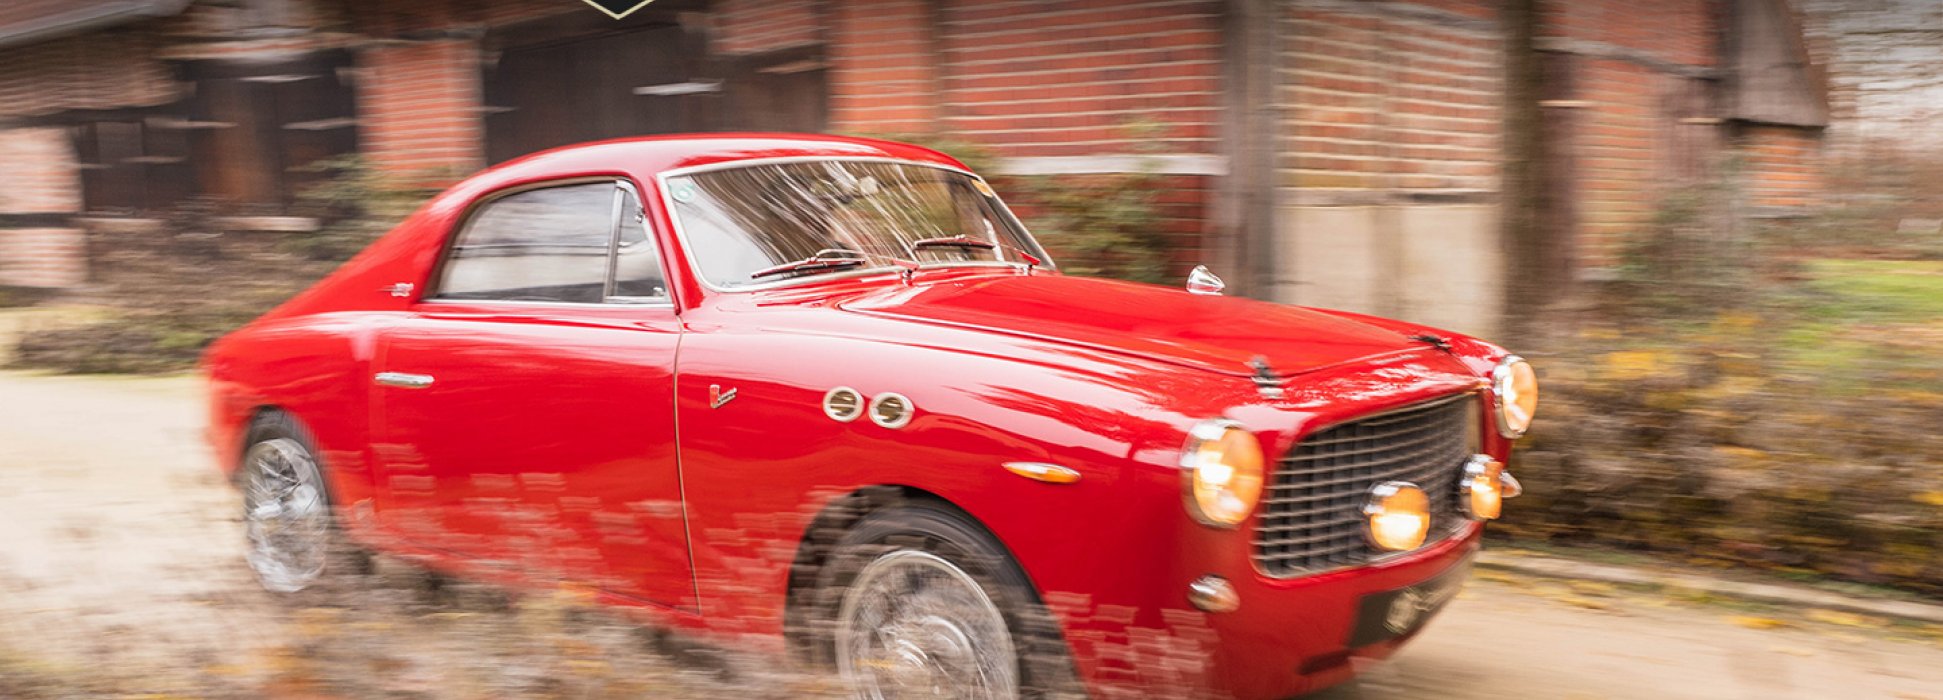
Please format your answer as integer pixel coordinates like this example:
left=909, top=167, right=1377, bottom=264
left=461, top=133, right=970, bottom=194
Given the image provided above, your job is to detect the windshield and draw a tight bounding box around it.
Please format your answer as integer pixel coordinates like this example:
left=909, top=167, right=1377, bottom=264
left=663, top=160, right=1051, bottom=289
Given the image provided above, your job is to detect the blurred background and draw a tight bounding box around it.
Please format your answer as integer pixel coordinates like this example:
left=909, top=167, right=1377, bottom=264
left=0, top=0, right=1940, bottom=697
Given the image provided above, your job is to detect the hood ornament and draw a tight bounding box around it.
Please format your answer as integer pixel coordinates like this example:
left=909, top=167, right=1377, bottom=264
left=1407, top=333, right=1453, bottom=353
left=1249, top=356, right=1286, bottom=399
left=1186, top=265, right=1226, bottom=296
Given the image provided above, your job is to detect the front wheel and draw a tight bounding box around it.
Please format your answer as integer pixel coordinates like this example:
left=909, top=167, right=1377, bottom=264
left=818, top=503, right=1077, bottom=700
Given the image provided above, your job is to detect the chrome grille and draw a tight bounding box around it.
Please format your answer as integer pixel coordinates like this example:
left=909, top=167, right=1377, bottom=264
left=1253, top=393, right=1474, bottom=578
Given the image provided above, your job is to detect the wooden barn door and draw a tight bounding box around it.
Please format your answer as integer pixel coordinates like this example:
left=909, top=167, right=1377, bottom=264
left=482, top=10, right=828, bottom=166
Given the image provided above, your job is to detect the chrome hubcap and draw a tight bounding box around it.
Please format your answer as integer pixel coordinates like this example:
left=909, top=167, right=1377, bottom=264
left=242, top=438, right=330, bottom=592
left=837, top=550, right=1018, bottom=700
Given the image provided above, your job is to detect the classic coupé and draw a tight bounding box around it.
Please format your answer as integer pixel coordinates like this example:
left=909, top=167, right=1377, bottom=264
left=204, top=134, right=1536, bottom=699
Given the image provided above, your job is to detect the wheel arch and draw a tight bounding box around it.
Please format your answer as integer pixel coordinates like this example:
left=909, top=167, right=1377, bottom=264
left=236, top=407, right=340, bottom=506
left=781, top=484, right=1036, bottom=661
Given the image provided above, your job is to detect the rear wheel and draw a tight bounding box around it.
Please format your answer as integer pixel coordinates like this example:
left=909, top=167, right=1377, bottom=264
left=817, top=502, right=1076, bottom=700
left=240, top=412, right=361, bottom=593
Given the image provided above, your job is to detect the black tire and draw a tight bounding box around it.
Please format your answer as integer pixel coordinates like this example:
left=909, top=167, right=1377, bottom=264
left=239, top=410, right=371, bottom=595
left=809, top=500, right=1082, bottom=699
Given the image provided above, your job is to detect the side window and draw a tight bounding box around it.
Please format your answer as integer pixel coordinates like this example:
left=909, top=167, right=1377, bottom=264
left=437, top=182, right=616, bottom=303
left=609, top=188, right=668, bottom=299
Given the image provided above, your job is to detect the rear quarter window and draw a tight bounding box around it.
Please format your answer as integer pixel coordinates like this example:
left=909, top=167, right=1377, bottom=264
left=435, top=182, right=620, bottom=304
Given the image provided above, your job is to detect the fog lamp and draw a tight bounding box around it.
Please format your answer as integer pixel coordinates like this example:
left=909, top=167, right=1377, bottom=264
left=1491, top=355, right=1539, bottom=438
left=1364, top=482, right=1431, bottom=551
left=1458, top=455, right=1511, bottom=520
left=1180, top=420, right=1265, bottom=528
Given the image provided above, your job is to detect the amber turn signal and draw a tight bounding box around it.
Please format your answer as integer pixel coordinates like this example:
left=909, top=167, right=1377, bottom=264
left=1459, top=455, right=1509, bottom=520
left=1364, top=482, right=1431, bottom=551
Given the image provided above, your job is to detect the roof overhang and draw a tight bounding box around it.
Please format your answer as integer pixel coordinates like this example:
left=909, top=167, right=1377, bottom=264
left=0, top=0, right=193, bottom=51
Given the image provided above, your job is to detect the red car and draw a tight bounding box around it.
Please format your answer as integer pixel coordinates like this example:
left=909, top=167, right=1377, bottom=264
left=204, top=134, right=1536, bottom=699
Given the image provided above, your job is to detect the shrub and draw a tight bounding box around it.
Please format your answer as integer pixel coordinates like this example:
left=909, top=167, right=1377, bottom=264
left=1501, top=193, right=1943, bottom=595
left=10, top=158, right=434, bottom=374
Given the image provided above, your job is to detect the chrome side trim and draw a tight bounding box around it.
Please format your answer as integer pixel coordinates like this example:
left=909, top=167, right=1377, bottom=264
left=374, top=372, right=434, bottom=389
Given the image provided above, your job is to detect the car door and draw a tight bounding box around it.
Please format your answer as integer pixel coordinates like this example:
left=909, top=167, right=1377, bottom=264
left=369, top=179, right=697, bottom=610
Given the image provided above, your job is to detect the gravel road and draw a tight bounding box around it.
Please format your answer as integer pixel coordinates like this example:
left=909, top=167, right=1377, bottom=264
left=2, top=370, right=1939, bottom=698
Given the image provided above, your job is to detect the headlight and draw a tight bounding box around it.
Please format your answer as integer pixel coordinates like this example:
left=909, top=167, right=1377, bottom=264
left=1491, top=355, right=1539, bottom=438
left=1364, top=481, right=1431, bottom=551
left=1180, top=420, right=1265, bottom=528
left=1459, top=455, right=1508, bottom=520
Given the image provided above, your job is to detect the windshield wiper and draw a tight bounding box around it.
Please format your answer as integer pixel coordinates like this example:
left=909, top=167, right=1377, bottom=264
left=910, top=235, right=997, bottom=251
left=748, top=250, right=872, bottom=280
left=910, top=235, right=1044, bottom=268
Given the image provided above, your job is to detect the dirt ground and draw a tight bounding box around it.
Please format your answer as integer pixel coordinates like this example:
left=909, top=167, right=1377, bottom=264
left=2, top=370, right=1941, bottom=699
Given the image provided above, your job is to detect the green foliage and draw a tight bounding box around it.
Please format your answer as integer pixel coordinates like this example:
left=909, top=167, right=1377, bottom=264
left=289, top=155, right=440, bottom=261
left=1504, top=250, right=1943, bottom=596
left=1014, top=171, right=1171, bottom=283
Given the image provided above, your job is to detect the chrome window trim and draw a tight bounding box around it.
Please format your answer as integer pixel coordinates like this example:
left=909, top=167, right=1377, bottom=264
left=653, top=156, right=1053, bottom=294
left=425, top=176, right=676, bottom=308
left=416, top=298, right=677, bottom=310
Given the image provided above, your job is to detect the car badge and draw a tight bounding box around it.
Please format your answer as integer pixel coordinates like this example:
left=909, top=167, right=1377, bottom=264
left=709, top=384, right=737, bottom=409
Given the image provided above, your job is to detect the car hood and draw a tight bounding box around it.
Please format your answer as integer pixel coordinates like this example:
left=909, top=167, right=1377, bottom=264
left=836, top=273, right=1433, bottom=379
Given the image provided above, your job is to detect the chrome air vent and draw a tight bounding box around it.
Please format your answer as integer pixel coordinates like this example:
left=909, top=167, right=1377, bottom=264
left=824, top=387, right=864, bottom=422
left=869, top=392, right=914, bottom=429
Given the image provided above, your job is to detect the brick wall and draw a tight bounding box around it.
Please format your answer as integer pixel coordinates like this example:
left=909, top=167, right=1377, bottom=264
left=0, top=127, right=85, bottom=288
left=1270, top=0, right=1507, bottom=337
left=829, top=0, right=941, bottom=134
left=0, top=127, right=82, bottom=214
left=714, top=0, right=820, bottom=55
left=1738, top=124, right=1823, bottom=210
left=1279, top=0, right=1502, bottom=194
left=1542, top=0, right=1720, bottom=268
left=927, top=1, right=1228, bottom=275
left=1543, top=0, right=1715, bottom=67
left=0, top=28, right=180, bottom=118
left=936, top=0, right=1225, bottom=158
left=0, top=229, right=87, bottom=288
left=1572, top=59, right=1661, bottom=267
left=356, top=39, right=486, bottom=181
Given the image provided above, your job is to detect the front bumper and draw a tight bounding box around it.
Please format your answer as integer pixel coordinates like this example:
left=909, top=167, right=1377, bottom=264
left=1156, top=523, right=1483, bottom=699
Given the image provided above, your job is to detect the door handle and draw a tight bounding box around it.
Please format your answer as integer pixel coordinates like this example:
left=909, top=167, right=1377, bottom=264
left=375, top=371, right=435, bottom=389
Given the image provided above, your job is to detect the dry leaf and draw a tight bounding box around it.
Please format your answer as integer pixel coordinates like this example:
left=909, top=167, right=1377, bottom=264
left=1729, top=615, right=1789, bottom=630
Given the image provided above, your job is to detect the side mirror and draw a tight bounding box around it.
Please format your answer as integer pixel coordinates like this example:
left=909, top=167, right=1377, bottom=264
left=1186, top=265, right=1226, bottom=296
